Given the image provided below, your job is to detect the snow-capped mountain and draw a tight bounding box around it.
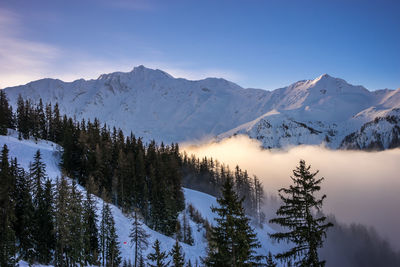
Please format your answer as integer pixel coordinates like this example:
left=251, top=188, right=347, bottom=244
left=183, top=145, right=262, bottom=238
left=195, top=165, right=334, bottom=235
left=3, top=66, right=400, bottom=149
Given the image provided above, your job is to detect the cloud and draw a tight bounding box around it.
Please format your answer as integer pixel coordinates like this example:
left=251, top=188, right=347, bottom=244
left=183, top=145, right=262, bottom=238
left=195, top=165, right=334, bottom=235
left=182, top=135, right=400, bottom=250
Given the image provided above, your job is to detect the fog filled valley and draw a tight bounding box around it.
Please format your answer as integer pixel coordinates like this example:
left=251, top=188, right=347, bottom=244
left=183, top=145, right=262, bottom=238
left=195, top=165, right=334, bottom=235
left=184, top=135, right=400, bottom=265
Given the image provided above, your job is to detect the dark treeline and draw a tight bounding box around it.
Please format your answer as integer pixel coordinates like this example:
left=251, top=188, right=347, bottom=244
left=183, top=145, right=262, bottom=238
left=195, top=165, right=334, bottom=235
left=1, top=92, right=185, bottom=236
left=0, top=145, right=121, bottom=266
left=0, top=91, right=265, bottom=228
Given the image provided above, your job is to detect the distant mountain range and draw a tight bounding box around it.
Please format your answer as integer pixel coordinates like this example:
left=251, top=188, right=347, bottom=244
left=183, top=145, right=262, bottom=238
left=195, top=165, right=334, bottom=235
left=3, top=65, right=400, bottom=150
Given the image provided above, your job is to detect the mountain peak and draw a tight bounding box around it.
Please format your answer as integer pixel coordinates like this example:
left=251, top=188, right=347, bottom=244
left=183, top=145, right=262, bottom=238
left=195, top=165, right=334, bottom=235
left=131, top=65, right=174, bottom=79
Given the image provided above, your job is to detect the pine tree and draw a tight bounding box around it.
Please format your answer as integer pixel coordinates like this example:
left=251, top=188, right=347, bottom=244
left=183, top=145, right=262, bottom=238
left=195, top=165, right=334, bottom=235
left=68, top=180, right=84, bottom=265
left=0, top=91, right=13, bottom=135
left=129, top=209, right=149, bottom=267
left=83, top=186, right=99, bottom=265
left=170, top=240, right=185, bottom=267
left=35, top=179, right=55, bottom=264
left=266, top=252, right=277, bottom=267
left=0, top=145, right=16, bottom=266
left=147, top=239, right=169, bottom=267
left=269, top=160, right=333, bottom=267
left=100, top=202, right=121, bottom=266
left=204, top=177, right=261, bottom=267
left=54, top=176, right=70, bottom=267
left=30, top=150, right=47, bottom=205
left=12, top=158, right=35, bottom=262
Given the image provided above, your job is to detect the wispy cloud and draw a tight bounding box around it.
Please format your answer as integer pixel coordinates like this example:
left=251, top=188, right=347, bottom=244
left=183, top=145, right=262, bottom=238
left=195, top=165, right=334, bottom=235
left=0, top=7, right=243, bottom=89
left=0, top=8, right=61, bottom=88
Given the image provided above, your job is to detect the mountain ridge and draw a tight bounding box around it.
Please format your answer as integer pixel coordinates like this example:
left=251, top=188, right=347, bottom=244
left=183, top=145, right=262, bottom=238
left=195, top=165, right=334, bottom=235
left=3, top=65, right=399, bottom=149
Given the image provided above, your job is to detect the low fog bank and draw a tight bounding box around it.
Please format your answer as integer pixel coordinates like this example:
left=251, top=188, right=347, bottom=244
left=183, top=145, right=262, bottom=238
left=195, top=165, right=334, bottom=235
left=183, top=135, right=400, bottom=250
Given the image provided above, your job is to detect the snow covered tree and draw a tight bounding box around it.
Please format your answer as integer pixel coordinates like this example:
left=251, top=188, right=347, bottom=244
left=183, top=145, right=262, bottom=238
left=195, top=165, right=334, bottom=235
left=147, top=239, right=169, bottom=267
left=170, top=240, right=185, bottom=267
left=129, top=209, right=149, bottom=267
left=205, top=177, right=261, bottom=267
left=0, top=145, right=16, bottom=266
left=269, top=160, right=333, bottom=267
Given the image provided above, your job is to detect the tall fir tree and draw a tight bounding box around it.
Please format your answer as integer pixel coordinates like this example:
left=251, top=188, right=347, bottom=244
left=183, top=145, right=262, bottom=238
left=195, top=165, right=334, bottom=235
left=147, top=239, right=169, bottom=267
left=0, top=145, right=16, bottom=266
left=0, top=90, right=14, bottom=135
left=100, top=202, right=121, bottom=267
left=35, top=179, right=55, bottom=264
left=68, top=180, right=85, bottom=265
left=54, top=176, right=70, bottom=267
left=12, top=158, right=35, bottom=262
left=269, top=160, right=333, bottom=267
left=204, top=177, right=261, bottom=267
left=83, top=182, right=100, bottom=265
left=170, top=240, right=185, bottom=267
left=129, top=209, right=149, bottom=267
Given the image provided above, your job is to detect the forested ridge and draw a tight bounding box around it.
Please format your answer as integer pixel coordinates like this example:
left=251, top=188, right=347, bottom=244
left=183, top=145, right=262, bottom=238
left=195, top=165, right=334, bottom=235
left=0, top=91, right=267, bottom=265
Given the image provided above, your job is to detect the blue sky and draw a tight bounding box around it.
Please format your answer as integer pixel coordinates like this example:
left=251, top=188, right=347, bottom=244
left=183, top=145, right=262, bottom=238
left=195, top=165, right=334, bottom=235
left=0, top=0, right=399, bottom=90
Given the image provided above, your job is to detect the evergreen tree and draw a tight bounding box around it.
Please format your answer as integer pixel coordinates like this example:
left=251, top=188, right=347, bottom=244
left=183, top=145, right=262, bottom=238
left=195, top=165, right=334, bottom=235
left=205, top=177, right=261, bottom=267
left=266, top=251, right=277, bottom=267
left=269, top=160, right=333, bottom=267
left=54, top=176, right=70, bottom=267
left=129, top=209, right=149, bottom=267
left=68, top=180, right=84, bottom=265
left=170, top=240, right=185, bottom=267
left=0, top=145, right=16, bottom=266
left=35, top=179, right=55, bottom=264
left=83, top=184, right=99, bottom=265
left=147, top=239, right=169, bottom=267
left=12, top=158, right=35, bottom=262
left=30, top=150, right=47, bottom=204
left=100, top=202, right=121, bottom=266
left=16, top=94, right=28, bottom=139
left=0, top=91, right=13, bottom=135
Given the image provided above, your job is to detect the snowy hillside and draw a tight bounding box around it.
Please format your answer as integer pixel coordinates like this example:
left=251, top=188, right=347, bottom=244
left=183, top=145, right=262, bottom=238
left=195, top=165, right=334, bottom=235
left=0, top=134, right=285, bottom=266
left=3, top=66, right=400, bottom=149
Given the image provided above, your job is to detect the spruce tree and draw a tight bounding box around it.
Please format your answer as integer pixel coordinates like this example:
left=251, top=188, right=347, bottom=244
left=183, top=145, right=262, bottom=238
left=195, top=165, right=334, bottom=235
left=100, top=202, right=121, bottom=266
left=147, top=239, right=169, bottom=267
left=0, top=91, right=13, bottom=135
left=205, top=177, right=261, bottom=267
left=83, top=188, right=99, bottom=265
left=35, top=179, right=55, bottom=264
left=0, top=145, right=16, bottom=266
left=30, top=150, right=47, bottom=204
left=129, top=209, right=149, bottom=267
left=170, top=240, right=185, bottom=267
left=68, top=180, right=84, bottom=265
left=12, top=158, right=35, bottom=262
left=54, top=176, right=70, bottom=266
left=269, top=160, right=333, bottom=267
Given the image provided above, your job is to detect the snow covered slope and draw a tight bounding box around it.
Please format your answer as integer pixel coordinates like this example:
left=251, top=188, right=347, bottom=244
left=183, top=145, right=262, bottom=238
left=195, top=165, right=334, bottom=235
left=0, top=134, right=285, bottom=266
left=3, top=67, right=399, bottom=149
